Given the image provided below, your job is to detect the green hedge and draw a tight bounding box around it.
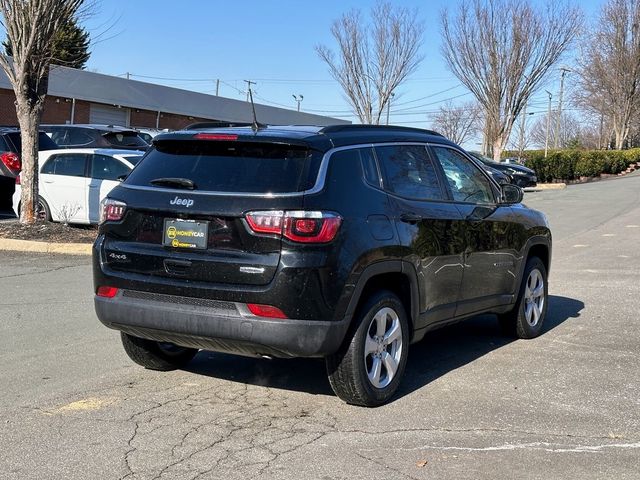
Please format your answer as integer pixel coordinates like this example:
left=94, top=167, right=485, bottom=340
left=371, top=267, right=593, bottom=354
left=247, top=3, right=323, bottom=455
left=505, top=149, right=640, bottom=183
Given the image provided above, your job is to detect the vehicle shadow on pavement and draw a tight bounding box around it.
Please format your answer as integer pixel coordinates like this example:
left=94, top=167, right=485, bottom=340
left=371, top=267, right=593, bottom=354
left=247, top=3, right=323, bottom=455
left=184, top=295, right=584, bottom=401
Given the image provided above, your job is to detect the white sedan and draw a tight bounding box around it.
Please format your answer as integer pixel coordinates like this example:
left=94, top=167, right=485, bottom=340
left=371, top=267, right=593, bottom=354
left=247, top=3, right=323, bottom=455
left=13, top=148, right=144, bottom=224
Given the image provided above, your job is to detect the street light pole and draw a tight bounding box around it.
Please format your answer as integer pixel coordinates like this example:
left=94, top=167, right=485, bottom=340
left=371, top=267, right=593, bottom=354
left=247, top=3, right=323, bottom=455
left=519, top=104, right=528, bottom=158
left=292, top=94, right=303, bottom=112
left=554, top=67, right=571, bottom=149
left=545, top=90, right=553, bottom=158
left=386, top=92, right=395, bottom=125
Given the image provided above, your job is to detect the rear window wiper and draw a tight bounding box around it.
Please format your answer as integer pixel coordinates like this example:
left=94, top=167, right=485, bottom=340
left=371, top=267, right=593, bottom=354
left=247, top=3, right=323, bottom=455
left=150, top=177, right=197, bottom=190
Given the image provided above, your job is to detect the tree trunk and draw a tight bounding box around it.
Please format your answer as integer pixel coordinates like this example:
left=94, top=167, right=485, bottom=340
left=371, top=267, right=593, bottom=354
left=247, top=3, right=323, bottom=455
left=16, top=99, right=42, bottom=225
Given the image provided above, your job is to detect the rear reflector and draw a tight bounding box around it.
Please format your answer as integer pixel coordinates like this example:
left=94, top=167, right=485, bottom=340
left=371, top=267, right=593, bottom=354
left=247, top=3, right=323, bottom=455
left=247, top=303, right=288, bottom=319
left=193, top=133, right=239, bottom=141
left=97, top=286, right=119, bottom=298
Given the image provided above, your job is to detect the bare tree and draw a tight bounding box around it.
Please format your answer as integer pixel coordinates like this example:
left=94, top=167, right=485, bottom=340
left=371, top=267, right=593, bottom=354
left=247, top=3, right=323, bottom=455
left=316, top=2, right=424, bottom=124
left=0, top=0, right=85, bottom=224
left=529, top=111, right=585, bottom=149
left=430, top=100, right=480, bottom=145
left=440, top=0, right=582, bottom=160
left=577, top=0, right=640, bottom=150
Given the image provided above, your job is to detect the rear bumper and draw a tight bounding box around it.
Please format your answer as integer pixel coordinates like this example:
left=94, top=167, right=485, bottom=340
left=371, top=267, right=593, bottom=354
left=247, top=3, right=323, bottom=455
left=94, top=291, right=351, bottom=358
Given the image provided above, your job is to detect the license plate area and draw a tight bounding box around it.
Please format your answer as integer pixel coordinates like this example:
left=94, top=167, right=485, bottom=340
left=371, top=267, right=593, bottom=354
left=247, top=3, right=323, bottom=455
left=163, top=219, right=209, bottom=250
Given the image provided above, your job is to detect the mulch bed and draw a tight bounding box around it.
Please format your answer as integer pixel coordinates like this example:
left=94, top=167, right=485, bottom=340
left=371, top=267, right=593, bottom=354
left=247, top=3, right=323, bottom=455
left=0, top=220, right=97, bottom=244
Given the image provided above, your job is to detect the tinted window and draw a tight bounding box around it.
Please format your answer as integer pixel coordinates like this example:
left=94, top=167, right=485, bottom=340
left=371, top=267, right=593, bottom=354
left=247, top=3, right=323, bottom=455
left=5, top=132, right=58, bottom=151
left=357, top=147, right=380, bottom=187
left=41, top=153, right=87, bottom=177
left=126, top=141, right=322, bottom=193
left=432, top=147, right=494, bottom=204
left=91, top=155, right=131, bottom=181
left=121, top=154, right=144, bottom=166
left=103, top=132, right=148, bottom=148
left=375, top=145, right=444, bottom=201
left=67, top=129, right=94, bottom=146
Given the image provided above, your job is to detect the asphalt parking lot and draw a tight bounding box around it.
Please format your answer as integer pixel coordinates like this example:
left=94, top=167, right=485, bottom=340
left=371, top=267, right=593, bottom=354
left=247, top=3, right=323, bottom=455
left=0, top=175, right=639, bottom=479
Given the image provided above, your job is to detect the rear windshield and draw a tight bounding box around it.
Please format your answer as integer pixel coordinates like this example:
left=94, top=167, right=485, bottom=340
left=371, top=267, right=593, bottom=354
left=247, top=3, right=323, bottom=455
left=103, top=132, right=149, bottom=148
left=5, top=132, right=59, bottom=152
left=125, top=140, right=322, bottom=193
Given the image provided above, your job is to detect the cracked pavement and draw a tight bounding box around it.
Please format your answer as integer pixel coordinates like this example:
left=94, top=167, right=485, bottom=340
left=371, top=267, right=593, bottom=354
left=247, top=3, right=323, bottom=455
left=0, top=175, right=639, bottom=479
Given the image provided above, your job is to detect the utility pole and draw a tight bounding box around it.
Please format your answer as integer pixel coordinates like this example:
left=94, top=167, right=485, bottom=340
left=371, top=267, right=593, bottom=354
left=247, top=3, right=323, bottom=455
left=292, top=94, right=303, bottom=112
left=386, top=92, right=395, bottom=125
left=215, top=79, right=220, bottom=96
left=554, top=67, right=571, bottom=149
left=545, top=90, right=553, bottom=158
left=519, top=105, right=528, bottom=158
left=126, top=72, right=130, bottom=80
left=244, top=80, right=256, bottom=102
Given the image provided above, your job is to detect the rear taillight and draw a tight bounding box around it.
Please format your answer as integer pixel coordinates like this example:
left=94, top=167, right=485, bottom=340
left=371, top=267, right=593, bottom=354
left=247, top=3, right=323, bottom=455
left=0, top=152, right=21, bottom=172
left=96, top=286, right=119, bottom=298
left=247, top=303, right=288, bottom=319
left=100, top=198, right=127, bottom=223
left=245, top=211, right=341, bottom=243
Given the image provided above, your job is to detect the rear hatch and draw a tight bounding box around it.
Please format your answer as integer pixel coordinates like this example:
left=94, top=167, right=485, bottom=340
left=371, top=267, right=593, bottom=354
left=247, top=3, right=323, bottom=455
left=100, top=134, right=322, bottom=286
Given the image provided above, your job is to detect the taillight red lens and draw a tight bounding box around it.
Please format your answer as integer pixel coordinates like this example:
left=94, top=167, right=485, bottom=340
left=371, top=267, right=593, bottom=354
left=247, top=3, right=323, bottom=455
left=96, top=286, right=119, bottom=298
left=245, top=211, right=284, bottom=235
left=245, top=211, right=341, bottom=243
left=247, top=303, right=288, bottom=319
left=193, top=133, right=238, bottom=141
left=100, top=199, right=127, bottom=223
left=0, top=152, right=21, bottom=172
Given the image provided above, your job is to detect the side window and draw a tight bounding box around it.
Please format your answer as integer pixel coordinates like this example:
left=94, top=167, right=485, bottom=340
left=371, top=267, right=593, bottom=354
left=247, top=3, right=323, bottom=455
left=50, top=129, right=69, bottom=146
left=40, top=154, right=87, bottom=177
left=375, top=145, right=444, bottom=201
left=91, top=154, right=131, bottom=181
left=67, top=129, right=94, bottom=146
left=431, top=147, right=495, bottom=204
left=357, top=147, right=380, bottom=187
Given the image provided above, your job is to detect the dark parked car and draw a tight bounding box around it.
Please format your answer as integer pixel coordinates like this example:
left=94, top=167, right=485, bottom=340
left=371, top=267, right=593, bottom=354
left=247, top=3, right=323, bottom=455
left=468, top=152, right=537, bottom=188
left=93, top=125, right=551, bottom=406
left=0, top=127, right=59, bottom=210
left=41, top=124, right=149, bottom=151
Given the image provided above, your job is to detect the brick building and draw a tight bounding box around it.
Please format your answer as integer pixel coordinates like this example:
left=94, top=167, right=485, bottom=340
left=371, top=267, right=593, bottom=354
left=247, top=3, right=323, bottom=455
left=0, top=65, right=347, bottom=128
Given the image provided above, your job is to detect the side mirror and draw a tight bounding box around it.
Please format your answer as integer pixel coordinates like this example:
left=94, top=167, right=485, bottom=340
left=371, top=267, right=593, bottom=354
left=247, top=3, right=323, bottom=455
left=501, top=184, right=523, bottom=204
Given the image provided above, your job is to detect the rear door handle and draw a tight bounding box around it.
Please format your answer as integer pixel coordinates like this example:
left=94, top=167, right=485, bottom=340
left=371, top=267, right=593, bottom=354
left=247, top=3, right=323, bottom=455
left=400, top=213, right=422, bottom=224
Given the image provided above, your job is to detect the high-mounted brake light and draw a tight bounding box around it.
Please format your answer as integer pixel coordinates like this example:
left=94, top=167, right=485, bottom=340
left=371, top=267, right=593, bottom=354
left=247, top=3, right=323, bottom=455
left=245, top=211, right=342, bottom=243
left=96, top=286, right=119, bottom=298
left=247, top=303, right=288, bottom=319
left=0, top=152, right=21, bottom=172
left=100, top=198, right=127, bottom=223
left=193, top=133, right=238, bottom=141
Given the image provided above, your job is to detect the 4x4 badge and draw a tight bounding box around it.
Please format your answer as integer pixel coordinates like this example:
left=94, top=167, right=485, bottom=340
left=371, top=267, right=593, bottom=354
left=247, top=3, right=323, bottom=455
left=170, top=196, right=194, bottom=207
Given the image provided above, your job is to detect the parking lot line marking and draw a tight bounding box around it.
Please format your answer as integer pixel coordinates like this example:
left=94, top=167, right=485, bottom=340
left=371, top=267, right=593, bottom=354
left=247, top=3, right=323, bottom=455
left=618, top=255, right=630, bottom=258
left=602, top=234, right=616, bottom=237
left=572, top=244, right=589, bottom=248
left=625, top=225, right=639, bottom=228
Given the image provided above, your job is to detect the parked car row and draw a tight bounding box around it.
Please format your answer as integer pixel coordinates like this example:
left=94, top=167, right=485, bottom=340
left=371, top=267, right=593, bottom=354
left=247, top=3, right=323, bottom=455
left=467, top=151, right=538, bottom=188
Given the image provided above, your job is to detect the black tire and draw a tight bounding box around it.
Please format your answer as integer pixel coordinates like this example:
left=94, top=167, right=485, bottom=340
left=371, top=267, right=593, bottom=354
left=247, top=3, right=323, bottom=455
left=498, top=256, right=548, bottom=339
left=326, top=290, right=410, bottom=407
left=120, top=332, right=198, bottom=371
left=17, top=196, right=51, bottom=221
left=37, top=197, right=51, bottom=222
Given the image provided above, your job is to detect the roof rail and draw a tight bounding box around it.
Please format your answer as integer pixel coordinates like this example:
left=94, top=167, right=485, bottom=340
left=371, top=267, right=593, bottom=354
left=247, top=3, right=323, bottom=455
left=319, top=124, right=444, bottom=137
left=184, top=121, right=253, bottom=130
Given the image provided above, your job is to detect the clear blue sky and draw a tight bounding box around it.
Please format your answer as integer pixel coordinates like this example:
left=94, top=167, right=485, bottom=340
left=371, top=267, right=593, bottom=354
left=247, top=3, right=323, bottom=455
left=69, top=1, right=605, bottom=144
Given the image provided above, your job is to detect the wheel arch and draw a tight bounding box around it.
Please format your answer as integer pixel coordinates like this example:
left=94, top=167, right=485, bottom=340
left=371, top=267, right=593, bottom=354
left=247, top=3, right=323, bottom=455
left=344, top=261, right=420, bottom=341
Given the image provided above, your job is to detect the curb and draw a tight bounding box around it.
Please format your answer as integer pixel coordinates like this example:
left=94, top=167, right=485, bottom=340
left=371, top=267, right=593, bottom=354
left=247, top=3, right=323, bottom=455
left=525, top=183, right=567, bottom=192
left=0, top=238, right=92, bottom=255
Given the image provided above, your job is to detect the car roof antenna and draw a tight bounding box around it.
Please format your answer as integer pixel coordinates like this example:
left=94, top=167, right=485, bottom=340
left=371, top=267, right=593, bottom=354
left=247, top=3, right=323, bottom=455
left=246, top=83, right=265, bottom=133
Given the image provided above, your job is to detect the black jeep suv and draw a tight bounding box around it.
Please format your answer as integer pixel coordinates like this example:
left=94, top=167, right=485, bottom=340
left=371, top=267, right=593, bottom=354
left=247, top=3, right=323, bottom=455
left=93, top=125, right=551, bottom=406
